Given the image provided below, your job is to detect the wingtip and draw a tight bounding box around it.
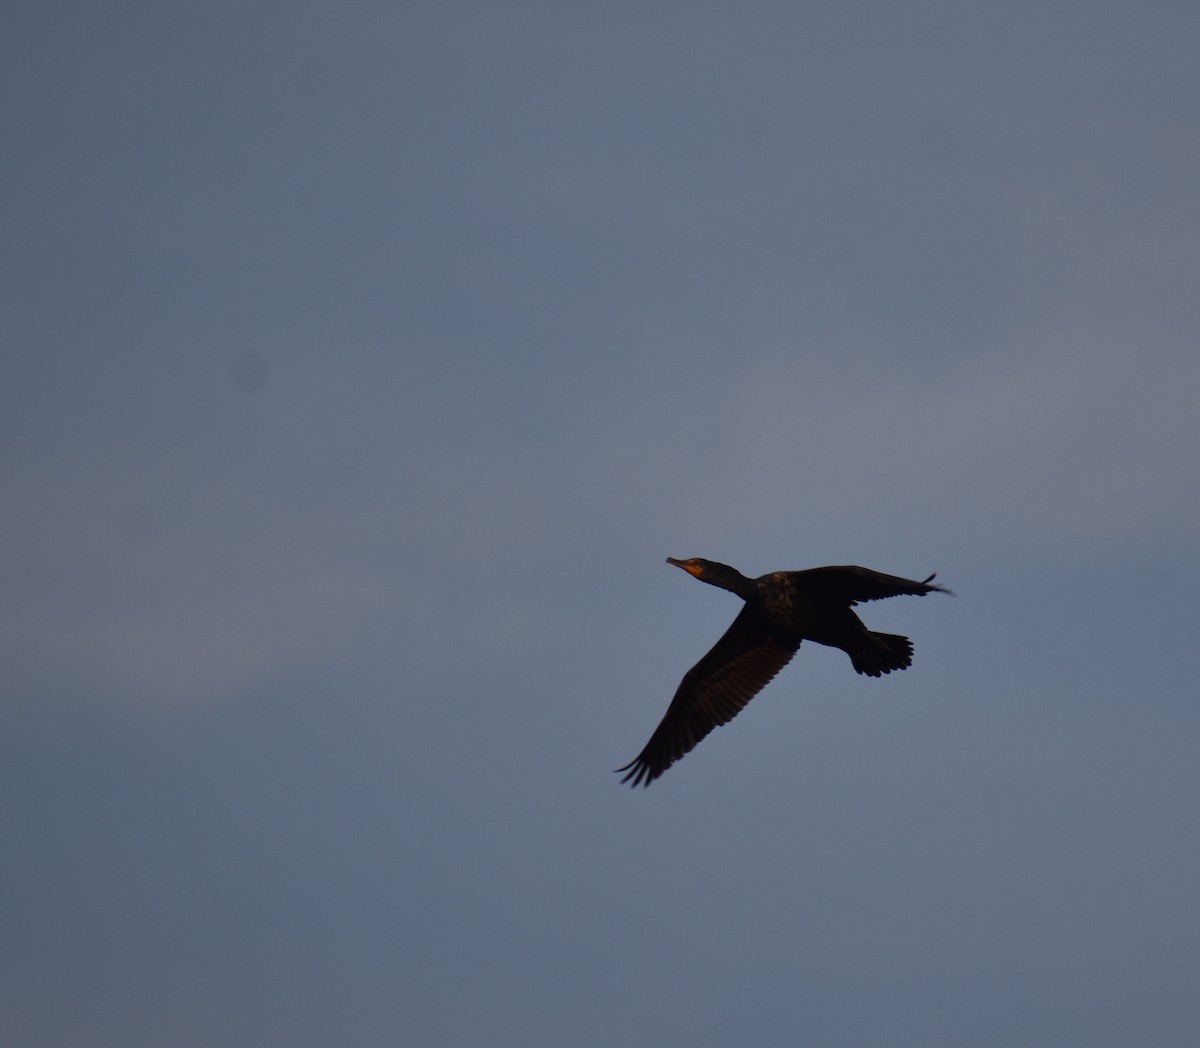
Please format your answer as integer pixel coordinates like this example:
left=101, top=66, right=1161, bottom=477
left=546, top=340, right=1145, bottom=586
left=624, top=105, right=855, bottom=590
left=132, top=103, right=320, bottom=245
left=614, top=759, right=655, bottom=788
left=921, top=572, right=954, bottom=596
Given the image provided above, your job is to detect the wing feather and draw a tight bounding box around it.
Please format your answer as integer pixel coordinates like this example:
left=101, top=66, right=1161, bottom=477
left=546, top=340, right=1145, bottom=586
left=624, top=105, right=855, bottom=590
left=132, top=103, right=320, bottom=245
left=790, top=566, right=951, bottom=605
left=616, top=607, right=798, bottom=787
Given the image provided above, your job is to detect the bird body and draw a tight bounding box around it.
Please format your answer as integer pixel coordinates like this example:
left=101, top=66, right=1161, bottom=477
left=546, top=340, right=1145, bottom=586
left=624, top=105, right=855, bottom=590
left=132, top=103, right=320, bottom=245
left=616, top=557, right=950, bottom=787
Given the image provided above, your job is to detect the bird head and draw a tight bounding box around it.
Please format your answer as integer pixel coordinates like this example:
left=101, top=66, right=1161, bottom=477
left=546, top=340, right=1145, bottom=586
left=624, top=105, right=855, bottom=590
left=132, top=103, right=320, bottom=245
left=666, top=556, right=710, bottom=578
left=666, top=557, right=750, bottom=594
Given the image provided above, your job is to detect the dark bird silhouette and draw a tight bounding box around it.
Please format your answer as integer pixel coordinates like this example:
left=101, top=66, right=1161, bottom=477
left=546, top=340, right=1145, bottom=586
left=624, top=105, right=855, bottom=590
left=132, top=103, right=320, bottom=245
left=617, top=558, right=951, bottom=787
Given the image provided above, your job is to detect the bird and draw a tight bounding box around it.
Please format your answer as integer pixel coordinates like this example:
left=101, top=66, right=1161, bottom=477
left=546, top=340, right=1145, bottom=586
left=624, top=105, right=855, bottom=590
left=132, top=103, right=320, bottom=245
left=616, top=557, right=951, bottom=787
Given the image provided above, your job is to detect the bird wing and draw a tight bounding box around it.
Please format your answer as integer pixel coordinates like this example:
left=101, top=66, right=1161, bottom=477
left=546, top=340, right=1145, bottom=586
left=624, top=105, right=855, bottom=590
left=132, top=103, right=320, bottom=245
left=616, top=607, right=798, bottom=787
left=791, top=566, right=950, bottom=605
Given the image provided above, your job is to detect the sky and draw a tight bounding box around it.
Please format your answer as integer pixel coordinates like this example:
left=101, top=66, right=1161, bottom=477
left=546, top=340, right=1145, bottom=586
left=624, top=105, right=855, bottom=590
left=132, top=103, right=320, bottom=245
left=3, top=2, right=1199, bottom=1045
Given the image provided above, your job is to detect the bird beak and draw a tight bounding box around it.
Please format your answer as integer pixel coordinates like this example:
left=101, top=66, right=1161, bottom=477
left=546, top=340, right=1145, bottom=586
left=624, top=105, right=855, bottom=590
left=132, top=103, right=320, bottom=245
left=666, top=557, right=702, bottom=577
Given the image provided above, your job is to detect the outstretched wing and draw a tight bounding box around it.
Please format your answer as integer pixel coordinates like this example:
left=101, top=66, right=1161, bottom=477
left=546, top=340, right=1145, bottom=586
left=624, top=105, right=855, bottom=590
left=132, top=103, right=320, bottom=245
left=791, top=566, right=951, bottom=605
left=616, top=607, right=799, bottom=787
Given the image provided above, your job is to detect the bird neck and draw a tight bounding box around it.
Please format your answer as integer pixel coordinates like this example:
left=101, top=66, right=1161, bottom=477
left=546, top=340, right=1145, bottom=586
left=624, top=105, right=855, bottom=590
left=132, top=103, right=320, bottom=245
left=703, top=563, right=756, bottom=600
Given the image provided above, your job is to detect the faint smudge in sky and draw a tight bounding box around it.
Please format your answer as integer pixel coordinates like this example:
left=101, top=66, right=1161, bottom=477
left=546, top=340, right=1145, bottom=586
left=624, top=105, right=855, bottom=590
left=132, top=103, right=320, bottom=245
left=228, top=350, right=270, bottom=395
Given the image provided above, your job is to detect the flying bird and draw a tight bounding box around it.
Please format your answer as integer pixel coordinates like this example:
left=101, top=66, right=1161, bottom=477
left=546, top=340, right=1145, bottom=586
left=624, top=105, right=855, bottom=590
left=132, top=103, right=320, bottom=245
left=616, top=558, right=951, bottom=787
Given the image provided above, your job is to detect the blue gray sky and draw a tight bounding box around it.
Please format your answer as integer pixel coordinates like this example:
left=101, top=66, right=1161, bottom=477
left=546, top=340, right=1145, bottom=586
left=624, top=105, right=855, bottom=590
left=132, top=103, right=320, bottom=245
left=3, top=3, right=1199, bottom=1046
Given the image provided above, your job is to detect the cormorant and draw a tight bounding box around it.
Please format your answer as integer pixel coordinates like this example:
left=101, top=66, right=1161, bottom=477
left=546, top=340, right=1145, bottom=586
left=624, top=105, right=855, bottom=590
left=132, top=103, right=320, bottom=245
left=617, top=557, right=951, bottom=787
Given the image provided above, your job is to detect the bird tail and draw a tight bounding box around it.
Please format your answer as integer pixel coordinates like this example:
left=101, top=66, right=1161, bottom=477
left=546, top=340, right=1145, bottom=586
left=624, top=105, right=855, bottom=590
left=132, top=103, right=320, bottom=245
left=850, top=632, right=914, bottom=677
